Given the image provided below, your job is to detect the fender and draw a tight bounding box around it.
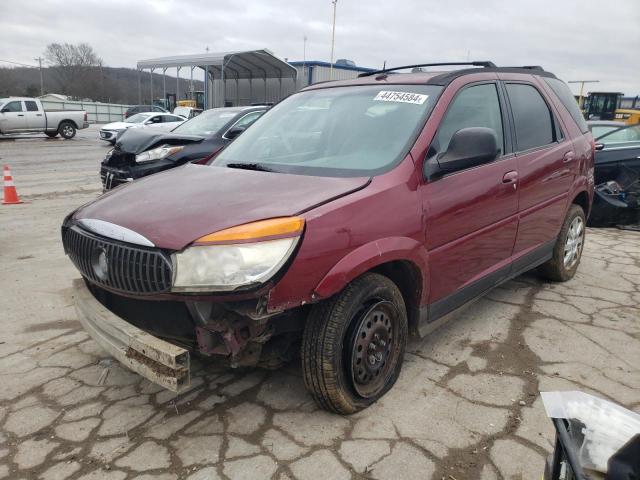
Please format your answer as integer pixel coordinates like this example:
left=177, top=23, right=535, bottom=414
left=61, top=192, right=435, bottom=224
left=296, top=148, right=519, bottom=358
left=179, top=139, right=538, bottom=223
left=313, top=236, right=429, bottom=301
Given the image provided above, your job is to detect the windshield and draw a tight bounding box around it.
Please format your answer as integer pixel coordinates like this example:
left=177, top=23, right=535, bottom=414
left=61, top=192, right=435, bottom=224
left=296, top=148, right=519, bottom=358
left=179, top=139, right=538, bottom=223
left=596, top=125, right=640, bottom=144
left=214, top=85, right=442, bottom=177
left=125, top=113, right=152, bottom=124
left=172, top=108, right=240, bottom=136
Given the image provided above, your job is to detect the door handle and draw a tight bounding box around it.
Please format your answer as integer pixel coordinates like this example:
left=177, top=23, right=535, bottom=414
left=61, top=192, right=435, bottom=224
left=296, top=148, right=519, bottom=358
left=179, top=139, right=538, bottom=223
left=17, top=114, right=24, bottom=117
left=36, top=114, right=43, bottom=117
left=502, top=171, right=518, bottom=190
left=563, top=151, right=575, bottom=162
left=502, top=171, right=518, bottom=183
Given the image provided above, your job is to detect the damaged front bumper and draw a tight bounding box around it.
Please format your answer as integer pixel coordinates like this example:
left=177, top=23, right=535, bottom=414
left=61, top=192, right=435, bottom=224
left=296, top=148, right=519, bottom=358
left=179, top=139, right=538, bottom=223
left=72, top=278, right=191, bottom=392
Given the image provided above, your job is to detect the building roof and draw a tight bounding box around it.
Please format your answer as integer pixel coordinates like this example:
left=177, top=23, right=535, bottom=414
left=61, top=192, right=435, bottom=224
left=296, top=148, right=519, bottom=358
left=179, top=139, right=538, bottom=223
left=137, top=49, right=297, bottom=80
left=289, top=60, right=376, bottom=73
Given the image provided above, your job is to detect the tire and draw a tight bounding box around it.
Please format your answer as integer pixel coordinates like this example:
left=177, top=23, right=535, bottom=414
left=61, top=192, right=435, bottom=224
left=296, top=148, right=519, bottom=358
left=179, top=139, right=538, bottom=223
left=538, top=204, right=586, bottom=282
left=58, top=121, right=76, bottom=139
left=301, top=272, right=408, bottom=414
left=45, top=131, right=58, bottom=138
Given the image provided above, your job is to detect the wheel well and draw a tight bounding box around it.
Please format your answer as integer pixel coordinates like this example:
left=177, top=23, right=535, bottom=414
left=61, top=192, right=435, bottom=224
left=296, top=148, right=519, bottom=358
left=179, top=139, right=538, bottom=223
left=59, top=119, right=78, bottom=129
left=371, top=260, right=422, bottom=336
left=572, top=191, right=589, bottom=215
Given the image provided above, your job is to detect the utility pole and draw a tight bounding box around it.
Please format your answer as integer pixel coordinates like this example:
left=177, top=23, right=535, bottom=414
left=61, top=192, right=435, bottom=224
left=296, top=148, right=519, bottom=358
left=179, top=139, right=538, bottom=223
left=34, top=57, right=44, bottom=96
left=303, top=35, right=307, bottom=86
left=329, top=0, right=337, bottom=80
left=568, top=80, right=599, bottom=109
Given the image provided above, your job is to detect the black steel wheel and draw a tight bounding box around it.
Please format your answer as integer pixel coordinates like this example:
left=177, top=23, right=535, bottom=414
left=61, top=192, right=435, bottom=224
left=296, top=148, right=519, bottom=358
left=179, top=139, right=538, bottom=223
left=301, top=273, right=408, bottom=414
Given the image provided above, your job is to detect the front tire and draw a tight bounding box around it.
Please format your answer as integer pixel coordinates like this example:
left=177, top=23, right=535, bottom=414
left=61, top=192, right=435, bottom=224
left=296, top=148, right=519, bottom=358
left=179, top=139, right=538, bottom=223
left=59, top=121, right=76, bottom=139
left=538, top=204, right=586, bottom=282
left=301, top=273, right=408, bottom=414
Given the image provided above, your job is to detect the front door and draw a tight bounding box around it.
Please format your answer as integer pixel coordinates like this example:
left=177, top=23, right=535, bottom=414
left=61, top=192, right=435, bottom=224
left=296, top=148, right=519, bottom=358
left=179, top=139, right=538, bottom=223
left=421, top=82, right=519, bottom=320
left=0, top=100, right=27, bottom=132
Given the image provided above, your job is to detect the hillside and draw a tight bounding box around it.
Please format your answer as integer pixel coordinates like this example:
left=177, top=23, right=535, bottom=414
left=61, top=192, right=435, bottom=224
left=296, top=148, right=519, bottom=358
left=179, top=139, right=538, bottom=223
left=0, top=66, right=204, bottom=105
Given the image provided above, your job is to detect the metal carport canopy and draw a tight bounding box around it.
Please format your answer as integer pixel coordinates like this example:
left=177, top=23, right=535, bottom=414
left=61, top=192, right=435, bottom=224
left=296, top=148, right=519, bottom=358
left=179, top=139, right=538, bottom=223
left=136, top=49, right=297, bottom=79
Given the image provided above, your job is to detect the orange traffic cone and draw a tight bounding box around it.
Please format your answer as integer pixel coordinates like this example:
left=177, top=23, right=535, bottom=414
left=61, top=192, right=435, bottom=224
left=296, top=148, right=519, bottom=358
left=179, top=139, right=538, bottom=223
left=2, top=165, right=23, bottom=205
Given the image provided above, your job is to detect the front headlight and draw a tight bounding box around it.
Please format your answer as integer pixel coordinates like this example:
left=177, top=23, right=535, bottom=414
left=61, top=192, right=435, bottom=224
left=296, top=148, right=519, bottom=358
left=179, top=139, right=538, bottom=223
left=135, top=145, right=184, bottom=164
left=172, top=217, right=304, bottom=292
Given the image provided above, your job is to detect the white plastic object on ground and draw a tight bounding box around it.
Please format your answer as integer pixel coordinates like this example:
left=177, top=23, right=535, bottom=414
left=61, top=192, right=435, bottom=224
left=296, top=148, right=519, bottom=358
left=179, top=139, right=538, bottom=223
left=541, top=391, right=640, bottom=473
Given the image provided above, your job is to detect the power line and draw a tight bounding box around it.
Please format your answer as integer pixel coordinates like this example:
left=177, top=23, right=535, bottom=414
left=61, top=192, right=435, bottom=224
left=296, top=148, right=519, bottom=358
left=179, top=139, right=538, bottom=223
left=0, top=59, right=38, bottom=68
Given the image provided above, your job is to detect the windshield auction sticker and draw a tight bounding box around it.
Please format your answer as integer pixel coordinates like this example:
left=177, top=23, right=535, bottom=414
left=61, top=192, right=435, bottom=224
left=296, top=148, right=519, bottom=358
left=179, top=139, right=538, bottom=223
left=374, top=91, right=428, bottom=104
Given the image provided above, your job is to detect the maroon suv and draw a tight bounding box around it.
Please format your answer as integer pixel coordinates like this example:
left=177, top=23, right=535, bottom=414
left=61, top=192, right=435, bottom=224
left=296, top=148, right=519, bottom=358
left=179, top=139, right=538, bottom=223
left=62, top=62, right=594, bottom=414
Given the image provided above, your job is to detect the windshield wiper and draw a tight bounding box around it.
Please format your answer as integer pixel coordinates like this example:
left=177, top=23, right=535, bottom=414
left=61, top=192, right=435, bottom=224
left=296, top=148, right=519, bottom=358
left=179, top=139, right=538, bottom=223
left=225, top=162, right=276, bottom=172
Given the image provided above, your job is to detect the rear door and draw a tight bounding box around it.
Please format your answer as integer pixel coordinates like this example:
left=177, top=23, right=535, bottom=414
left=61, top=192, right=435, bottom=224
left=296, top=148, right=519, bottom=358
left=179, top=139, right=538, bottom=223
left=501, top=79, right=574, bottom=267
left=0, top=100, right=27, bottom=132
left=24, top=100, right=46, bottom=130
left=421, top=81, right=519, bottom=319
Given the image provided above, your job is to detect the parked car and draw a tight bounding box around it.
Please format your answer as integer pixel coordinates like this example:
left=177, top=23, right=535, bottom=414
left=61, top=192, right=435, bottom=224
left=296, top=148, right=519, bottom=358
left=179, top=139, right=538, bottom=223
left=99, top=113, right=186, bottom=144
left=124, top=105, right=168, bottom=119
left=589, top=124, right=640, bottom=227
left=173, top=106, right=203, bottom=119
left=0, top=97, right=89, bottom=139
left=100, top=106, right=267, bottom=190
left=587, top=120, right=626, bottom=139
left=62, top=62, right=594, bottom=414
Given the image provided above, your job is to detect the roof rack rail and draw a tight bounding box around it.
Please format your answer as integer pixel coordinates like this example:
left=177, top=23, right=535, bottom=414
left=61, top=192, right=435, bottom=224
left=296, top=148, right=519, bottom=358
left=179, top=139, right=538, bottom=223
left=503, top=65, right=545, bottom=71
left=358, top=61, right=497, bottom=78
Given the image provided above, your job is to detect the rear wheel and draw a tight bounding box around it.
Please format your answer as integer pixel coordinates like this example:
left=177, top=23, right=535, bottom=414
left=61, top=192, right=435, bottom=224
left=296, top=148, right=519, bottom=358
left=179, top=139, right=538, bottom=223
left=59, top=121, right=76, bottom=139
left=301, top=273, right=408, bottom=414
left=538, top=204, right=586, bottom=282
left=45, top=131, right=58, bottom=138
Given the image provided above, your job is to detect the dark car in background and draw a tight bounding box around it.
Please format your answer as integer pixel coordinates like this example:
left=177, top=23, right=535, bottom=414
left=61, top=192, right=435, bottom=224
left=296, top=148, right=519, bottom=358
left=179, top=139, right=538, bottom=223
left=124, top=105, right=168, bottom=119
left=589, top=124, right=640, bottom=227
left=100, top=106, right=267, bottom=189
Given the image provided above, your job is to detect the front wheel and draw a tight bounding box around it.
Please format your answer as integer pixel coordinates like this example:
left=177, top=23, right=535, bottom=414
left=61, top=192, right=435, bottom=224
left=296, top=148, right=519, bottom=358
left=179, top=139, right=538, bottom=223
left=301, top=273, right=408, bottom=414
left=59, top=121, right=76, bottom=139
left=538, top=204, right=586, bottom=282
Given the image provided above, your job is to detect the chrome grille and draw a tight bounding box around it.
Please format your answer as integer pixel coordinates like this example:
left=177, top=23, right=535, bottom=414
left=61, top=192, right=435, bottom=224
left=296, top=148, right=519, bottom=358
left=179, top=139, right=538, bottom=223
left=63, top=226, right=172, bottom=294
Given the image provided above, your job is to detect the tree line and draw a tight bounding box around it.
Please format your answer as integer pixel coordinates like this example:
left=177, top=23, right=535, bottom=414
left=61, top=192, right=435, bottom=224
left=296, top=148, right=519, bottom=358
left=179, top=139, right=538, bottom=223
left=0, top=43, right=202, bottom=105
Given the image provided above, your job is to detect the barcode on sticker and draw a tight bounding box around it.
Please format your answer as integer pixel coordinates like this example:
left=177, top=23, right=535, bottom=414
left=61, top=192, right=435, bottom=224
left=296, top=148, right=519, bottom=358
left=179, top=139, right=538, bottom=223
left=374, top=91, right=428, bottom=104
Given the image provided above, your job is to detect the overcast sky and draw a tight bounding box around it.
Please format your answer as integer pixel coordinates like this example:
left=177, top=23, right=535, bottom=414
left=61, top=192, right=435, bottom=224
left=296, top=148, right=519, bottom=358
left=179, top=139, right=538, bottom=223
left=1, top=0, right=639, bottom=95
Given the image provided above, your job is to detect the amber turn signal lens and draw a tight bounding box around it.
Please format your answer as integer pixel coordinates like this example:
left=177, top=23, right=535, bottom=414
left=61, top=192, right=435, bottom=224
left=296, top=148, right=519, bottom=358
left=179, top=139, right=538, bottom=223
left=195, top=217, right=305, bottom=244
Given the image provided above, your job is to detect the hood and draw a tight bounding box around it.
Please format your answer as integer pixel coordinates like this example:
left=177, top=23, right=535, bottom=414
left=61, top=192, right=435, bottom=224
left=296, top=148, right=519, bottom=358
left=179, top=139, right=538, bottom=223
left=115, top=128, right=205, bottom=154
left=102, top=121, right=130, bottom=131
left=73, top=163, right=370, bottom=250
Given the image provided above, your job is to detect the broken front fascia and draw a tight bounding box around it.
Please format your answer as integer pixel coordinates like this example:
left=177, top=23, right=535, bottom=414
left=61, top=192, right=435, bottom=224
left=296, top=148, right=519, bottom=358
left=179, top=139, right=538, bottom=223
left=187, top=298, right=304, bottom=368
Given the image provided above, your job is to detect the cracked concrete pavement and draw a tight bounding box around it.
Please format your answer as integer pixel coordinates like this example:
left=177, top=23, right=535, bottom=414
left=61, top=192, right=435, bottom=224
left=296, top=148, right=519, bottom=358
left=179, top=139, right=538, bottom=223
left=1, top=127, right=639, bottom=479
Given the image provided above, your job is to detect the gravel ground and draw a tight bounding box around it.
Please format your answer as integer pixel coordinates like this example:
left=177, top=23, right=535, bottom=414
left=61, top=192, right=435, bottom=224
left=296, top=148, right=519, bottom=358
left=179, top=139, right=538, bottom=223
left=1, top=126, right=639, bottom=480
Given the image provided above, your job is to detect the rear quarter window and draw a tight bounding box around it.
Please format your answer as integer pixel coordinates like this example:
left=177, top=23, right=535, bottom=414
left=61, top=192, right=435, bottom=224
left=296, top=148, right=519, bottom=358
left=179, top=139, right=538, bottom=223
left=543, top=77, right=589, bottom=134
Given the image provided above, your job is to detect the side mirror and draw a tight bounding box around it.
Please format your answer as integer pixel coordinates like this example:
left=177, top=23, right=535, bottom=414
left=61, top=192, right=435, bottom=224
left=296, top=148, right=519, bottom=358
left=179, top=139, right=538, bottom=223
left=0, top=108, right=8, bottom=113
left=425, top=127, right=499, bottom=180
left=225, top=126, right=246, bottom=140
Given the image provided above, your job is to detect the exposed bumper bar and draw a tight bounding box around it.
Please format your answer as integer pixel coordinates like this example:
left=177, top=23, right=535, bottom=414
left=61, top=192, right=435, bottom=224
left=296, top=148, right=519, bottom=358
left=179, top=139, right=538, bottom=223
left=72, top=278, right=190, bottom=392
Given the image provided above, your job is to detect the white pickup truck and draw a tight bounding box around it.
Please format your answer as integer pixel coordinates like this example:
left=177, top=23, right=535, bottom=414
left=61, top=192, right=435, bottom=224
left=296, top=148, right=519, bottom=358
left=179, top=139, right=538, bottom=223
left=0, top=97, right=89, bottom=139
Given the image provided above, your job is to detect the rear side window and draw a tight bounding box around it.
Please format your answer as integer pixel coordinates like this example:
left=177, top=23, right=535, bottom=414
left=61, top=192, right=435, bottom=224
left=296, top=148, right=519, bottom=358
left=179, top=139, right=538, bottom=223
left=25, top=101, right=39, bottom=112
left=544, top=77, right=589, bottom=134
left=506, top=83, right=555, bottom=151
left=435, top=83, right=504, bottom=155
